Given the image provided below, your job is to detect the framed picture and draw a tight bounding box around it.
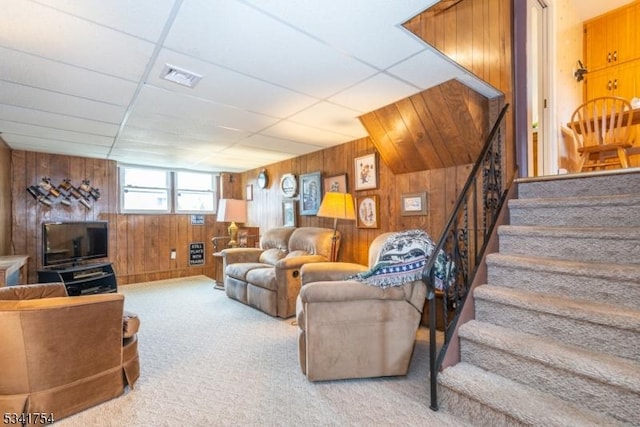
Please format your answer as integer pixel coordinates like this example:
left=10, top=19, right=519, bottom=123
left=354, top=153, right=378, bottom=190
left=280, top=173, right=298, bottom=198
left=238, top=229, right=248, bottom=247
left=401, top=192, right=428, bottom=216
left=323, top=174, right=347, bottom=193
left=283, top=200, right=297, bottom=227
left=299, top=171, right=322, bottom=215
left=356, top=195, right=379, bottom=228
left=246, top=184, right=253, bottom=201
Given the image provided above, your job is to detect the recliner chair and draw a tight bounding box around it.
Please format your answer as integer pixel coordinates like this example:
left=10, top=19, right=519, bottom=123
left=296, top=232, right=428, bottom=381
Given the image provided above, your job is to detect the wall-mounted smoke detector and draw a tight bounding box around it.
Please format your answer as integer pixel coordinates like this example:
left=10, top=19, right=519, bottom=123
left=161, top=64, right=202, bottom=88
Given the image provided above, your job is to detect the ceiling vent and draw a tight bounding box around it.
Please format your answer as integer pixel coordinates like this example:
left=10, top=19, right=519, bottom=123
left=161, top=64, right=202, bottom=88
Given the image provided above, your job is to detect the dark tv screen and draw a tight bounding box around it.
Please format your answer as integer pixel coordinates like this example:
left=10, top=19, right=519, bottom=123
left=42, top=221, right=108, bottom=267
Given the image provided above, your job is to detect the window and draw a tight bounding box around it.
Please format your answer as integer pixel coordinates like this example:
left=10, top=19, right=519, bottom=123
left=175, top=171, right=216, bottom=213
left=119, top=166, right=218, bottom=214
left=120, top=167, right=170, bottom=213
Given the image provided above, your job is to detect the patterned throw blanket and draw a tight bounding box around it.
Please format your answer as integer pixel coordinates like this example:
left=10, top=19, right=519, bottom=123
left=350, top=229, right=453, bottom=290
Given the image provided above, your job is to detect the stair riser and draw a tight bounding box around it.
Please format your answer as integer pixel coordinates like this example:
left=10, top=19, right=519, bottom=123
left=518, top=173, right=640, bottom=199
left=509, top=205, right=640, bottom=227
left=460, top=338, right=640, bottom=424
left=498, top=233, right=640, bottom=264
left=474, top=299, right=640, bottom=362
left=486, top=262, right=640, bottom=310
left=438, top=386, right=527, bottom=427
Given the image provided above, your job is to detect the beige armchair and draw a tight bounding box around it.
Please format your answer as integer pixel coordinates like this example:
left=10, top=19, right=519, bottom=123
left=0, top=283, right=140, bottom=422
left=223, top=226, right=338, bottom=318
left=296, top=232, right=427, bottom=381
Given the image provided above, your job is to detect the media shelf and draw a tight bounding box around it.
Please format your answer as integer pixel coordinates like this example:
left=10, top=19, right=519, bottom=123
left=37, top=262, right=117, bottom=296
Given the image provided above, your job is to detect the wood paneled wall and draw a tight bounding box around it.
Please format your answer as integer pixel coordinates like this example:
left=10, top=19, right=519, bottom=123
left=405, top=0, right=516, bottom=182
left=10, top=150, right=229, bottom=285
left=241, top=137, right=473, bottom=266
left=0, top=138, right=11, bottom=255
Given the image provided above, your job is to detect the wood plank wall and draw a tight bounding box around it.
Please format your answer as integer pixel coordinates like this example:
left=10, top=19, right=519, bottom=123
left=240, top=137, right=473, bottom=266
left=10, top=150, right=230, bottom=285
left=0, top=138, right=11, bottom=255
left=405, top=0, right=516, bottom=182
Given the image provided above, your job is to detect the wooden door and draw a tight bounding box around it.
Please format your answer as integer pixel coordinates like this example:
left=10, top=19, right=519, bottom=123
left=584, top=17, right=609, bottom=72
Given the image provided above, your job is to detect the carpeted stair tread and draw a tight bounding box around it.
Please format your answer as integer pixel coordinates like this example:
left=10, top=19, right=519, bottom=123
left=438, top=362, right=630, bottom=427
left=516, top=168, right=640, bottom=199
left=498, top=225, right=640, bottom=240
left=474, top=284, right=640, bottom=332
left=497, top=225, right=640, bottom=264
left=458, top=320, right=640, bottom=394
left=473, top=284, right=640, bottom=361
left=508, top=193, right=640, bottom=227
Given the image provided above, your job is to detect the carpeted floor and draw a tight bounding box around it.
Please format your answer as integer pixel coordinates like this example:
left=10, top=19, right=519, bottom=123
left=57, top=276, right=463, bottom=427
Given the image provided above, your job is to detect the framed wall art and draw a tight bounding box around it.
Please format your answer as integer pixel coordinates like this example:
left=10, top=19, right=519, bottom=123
left=354, top=153, right=378, bottom=190
left=323, top=174, right=347, bottom=193
left=279, top=173, right=298, bottom=198
left=401, top=192, right=427, bottom=216
left=355, top=195, right=379, bottom=228
left=246, top=184, right=253, bottom=201
left=299, top=171, right=322, bottom=215
left=283, top=200, right=297, bottom=227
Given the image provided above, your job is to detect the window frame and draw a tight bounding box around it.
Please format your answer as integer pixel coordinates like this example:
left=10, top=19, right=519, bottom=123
left=174, top=170, right=218, bottom=214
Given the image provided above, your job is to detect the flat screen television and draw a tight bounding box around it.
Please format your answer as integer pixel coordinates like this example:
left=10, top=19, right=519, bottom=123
left=42, top=221, right=109, bottom=267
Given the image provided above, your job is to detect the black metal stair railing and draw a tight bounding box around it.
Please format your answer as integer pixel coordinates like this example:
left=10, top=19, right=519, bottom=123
left=422, top=103, right=513, bottom=411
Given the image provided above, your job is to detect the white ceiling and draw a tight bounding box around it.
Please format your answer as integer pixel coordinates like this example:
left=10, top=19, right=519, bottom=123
left=0, top=0, right=499, bottom=172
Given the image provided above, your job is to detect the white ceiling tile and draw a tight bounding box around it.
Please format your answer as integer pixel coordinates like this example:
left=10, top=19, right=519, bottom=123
left=0, top=81, right=126, bottom=123
left=262, top=120, right=355, bottom=147
left=32, top=0, right=176, bottom=41
left=0, top=1, right=154, bottom=80
left=147, top=50, right=319, bottom=117
left=3, top=133, right=111, bottom=157
left=240, top=134, right=328, bottom=156
left=0, top=104, right=119, bottom=136
left=164, top=0, right=378, bottom=98
left=287, top=102, right=368, bottom=139
left=0, top=46, right=137, bottom=106
left=328, top=73, right=420, bottom=113
left=0, top=120, right=113, bottom=146
left=242, top=0, right=438, bottom=69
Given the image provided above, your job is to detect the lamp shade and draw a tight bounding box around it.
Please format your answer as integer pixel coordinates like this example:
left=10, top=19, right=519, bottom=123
left=317, top=192, right=356, bottom=221
left=216, top=199, right=247, bottom=223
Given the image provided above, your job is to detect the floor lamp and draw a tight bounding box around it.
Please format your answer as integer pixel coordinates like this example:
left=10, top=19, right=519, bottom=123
left=316, top=192, right=356, bottom=262
left=217, top=199, right=247, bottom=248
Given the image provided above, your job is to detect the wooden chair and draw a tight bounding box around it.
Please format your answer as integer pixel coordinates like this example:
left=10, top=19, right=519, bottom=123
left=568, top=96, right=633, bottom=172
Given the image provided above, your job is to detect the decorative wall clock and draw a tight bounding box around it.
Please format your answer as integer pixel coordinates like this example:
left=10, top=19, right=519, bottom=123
left=279, top=173, right=298, bottom=198
left=257, top=169, right=268, bottom=189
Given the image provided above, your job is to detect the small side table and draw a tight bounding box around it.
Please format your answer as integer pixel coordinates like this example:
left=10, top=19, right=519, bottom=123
left=212, top=251, right=225, bottom=291
left=0, top=255, right=29, bottom=287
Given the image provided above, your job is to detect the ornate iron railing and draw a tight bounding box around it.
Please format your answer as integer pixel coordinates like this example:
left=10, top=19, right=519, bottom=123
left=422, top=103, right=513, bottom=410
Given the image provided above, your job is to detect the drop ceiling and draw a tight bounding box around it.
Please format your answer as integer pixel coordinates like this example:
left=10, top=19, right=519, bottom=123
left=0, top=0, right=499, bottom=172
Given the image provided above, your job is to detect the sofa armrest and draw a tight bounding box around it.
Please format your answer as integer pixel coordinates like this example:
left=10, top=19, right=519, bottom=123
left=276, top=255, right=328, bottom=270
left=222, top=247, right=263, bottom=264
left=299, top=280, right=409, bottom=303
left=300, top=262, right=368, bottom=285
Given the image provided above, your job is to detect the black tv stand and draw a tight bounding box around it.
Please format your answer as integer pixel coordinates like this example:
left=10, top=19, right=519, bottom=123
left=37, top=262, right=117, bottom=296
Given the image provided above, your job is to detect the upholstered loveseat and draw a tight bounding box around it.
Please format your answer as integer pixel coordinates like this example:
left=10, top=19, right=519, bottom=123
left=296, top=231, right=428, bottom=381
left=0, top=283, right=140, bottom=422
left=223, top=226, right=338, bottom=318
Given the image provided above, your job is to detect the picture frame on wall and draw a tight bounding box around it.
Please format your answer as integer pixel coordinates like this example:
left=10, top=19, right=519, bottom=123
left=354, top=153, right=378, bottom=191
left=299, top=171, right=322, bottom=215
left=355, top=195, right=379, bottom=228
left=323, top=174, right=347, bottom=193
left=246, top=184, right=253, bottom=201
left=401, top=192, right=427, bottom=216
left=283, top=200, right=297, bottom=227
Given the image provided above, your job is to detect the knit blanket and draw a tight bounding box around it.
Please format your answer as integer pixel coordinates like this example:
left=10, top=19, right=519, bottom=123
left=350, top=229, right=453, bottom=290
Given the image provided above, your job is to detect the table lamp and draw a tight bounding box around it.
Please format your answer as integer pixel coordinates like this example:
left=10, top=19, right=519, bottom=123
left=217, top=199, right=247, bottom=248
left=317, top=192, right=356, bottom=261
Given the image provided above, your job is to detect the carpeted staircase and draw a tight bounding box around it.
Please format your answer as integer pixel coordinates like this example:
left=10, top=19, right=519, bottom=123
left=437, top=170, right=640, bottom=426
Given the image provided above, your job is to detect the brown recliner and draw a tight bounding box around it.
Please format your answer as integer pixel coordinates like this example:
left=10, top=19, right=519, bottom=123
left=296, top=232, right=427, bottom=381
left=223, top=226, right=338, bottom=318
left=0, top=283, right=140, bottom=423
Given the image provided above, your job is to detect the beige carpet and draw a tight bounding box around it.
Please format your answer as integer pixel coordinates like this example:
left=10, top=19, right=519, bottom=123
left=57, top=276, right=464, bottom=427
